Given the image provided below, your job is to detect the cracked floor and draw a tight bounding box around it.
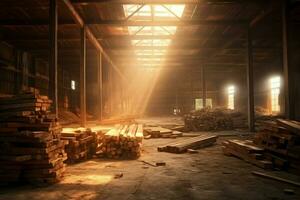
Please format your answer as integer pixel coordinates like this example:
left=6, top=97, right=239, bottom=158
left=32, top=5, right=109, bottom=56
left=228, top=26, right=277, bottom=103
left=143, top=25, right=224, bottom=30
left=0, top=135, right=299, bottom=200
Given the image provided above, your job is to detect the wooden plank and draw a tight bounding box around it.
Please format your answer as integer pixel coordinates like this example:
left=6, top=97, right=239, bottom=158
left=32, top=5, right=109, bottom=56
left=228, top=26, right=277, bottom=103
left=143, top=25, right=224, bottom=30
left=276, top=119, right=300, bottom=136
left=158, top=135, right=217, bottom=153
left=252, top=171, right=300, bottom=187
left=135, top=124, right=143, bottom=138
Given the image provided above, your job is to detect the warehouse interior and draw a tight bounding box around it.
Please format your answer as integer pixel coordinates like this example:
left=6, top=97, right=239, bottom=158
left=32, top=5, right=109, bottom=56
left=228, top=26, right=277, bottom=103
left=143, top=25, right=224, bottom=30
left=0, top=0, right=300, bottom=199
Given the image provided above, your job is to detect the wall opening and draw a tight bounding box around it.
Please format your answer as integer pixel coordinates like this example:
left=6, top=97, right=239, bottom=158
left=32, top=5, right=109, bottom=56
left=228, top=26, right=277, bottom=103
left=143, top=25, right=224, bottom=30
left=270, top=76, right=280, bottom=113
left=195, top=98, right=212, bottom=110
left=227, top=86, right=235, bottom=110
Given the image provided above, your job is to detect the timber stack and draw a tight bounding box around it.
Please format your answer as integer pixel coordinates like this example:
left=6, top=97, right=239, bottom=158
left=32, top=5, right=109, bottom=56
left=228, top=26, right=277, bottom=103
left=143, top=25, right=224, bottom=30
left=184, top=108, right=247, bottom=132
left=97, top=124, right=143, bottom=159
left=254, top=119, right=300, bottom=170
left=61, top=128, right=98, bottom=163
left=222, top=139, right=273, bottom=169
left=0, top=88, right=66, bottom=185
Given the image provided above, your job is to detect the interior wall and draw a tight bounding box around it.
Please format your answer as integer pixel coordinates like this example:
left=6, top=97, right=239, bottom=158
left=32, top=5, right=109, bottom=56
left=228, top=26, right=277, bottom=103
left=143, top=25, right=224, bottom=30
left=0, top=41, right=77, bottom=113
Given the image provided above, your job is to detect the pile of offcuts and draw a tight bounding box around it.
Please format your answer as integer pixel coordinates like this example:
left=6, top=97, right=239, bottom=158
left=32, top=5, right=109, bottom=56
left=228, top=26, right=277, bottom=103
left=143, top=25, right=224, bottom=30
left=184, top=108, right=247, bottom=131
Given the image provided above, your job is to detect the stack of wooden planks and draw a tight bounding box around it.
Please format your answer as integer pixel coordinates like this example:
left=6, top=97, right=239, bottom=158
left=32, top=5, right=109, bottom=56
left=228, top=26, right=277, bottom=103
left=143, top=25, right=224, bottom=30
left=61, top=128, right=98, bottom=163
left=184, top=108, right=247, bottom=132
left=144, top=126, right=183, bottom=138
left=158, top=135, right=217, bottom=153
left=0, top=88, right=66, bottom=185
left=254, top=119, right=300, bottom=170
left=222, top=139, right=273, bottom=169
left=97, top=124, right=143, bottom=159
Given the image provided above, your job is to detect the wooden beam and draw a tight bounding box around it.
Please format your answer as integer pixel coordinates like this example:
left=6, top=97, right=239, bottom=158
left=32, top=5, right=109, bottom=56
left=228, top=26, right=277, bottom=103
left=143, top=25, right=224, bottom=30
left=71, top=0, right=260, bottom=5
left=250, top=2, right=274, bottom=27
left=2, top=34, right=248, bottom=41
left=49, top=0, right=58, bottom=118
left=85, top=19, right=248, bottom=26
left=282, top=0, right=295, bottom=119
left=246, top=25, right=255, bottom=132
left=61, top=0, right=126, bottom=81
left=109, top=46, right=246, bottom=50
left=80, top=26, right=87, bottom=127
left=206, top=1, right=275, bottom=62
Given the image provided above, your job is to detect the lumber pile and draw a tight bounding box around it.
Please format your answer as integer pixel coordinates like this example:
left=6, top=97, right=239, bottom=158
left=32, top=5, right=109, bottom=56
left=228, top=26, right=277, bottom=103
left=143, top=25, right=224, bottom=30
left=97, top=124, right=143, bottom=159
left=184, top=108, right=247, bottom=132
left=144, top=126, right=183, bottom=139
left=254, top=119, right=300, bottom=170
left=0, top=88, right=66, bottom=185
left=158, top=135, right=217, bottom=153
left=222, top=139, right=273, bottom=169
left=61, top=128, right=99, bottom=163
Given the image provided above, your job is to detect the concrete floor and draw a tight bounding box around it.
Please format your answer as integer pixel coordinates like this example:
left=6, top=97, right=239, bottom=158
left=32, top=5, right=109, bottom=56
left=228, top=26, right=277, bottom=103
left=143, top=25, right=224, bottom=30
left=0, top=134, right=299, bottom=200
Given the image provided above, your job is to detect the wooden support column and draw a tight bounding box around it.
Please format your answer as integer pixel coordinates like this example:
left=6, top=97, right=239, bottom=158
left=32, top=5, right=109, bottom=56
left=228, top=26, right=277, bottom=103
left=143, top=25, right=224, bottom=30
left=98, top=51, right=103, bottom=121
left=282, top=0, right=295, bottom=119
left=80, top=26, right=87, bottom=127
left=190, top=70, right=194, bottom=110
left=108, top=65, right=113, bottom=116
left=201, top=65, right=206, bottom=108
left=246, top=25, right=255, bottom=132
left=49, top=0, right=58, bottom=117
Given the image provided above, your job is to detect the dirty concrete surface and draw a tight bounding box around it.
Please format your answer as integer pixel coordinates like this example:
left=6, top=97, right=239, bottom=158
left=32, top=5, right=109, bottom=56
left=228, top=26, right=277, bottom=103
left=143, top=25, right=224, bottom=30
left=0, top=134, right=299, bottom=200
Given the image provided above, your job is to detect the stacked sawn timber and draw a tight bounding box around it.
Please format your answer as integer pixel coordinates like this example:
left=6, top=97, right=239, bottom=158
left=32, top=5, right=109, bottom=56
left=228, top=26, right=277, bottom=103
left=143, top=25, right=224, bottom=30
left=222, top=139, right=273, bottom=169
left=184, top=108, right=247, bottom=132
left=144, top=126, right=183, bottom=138
left=97, top=124, right=143, bottom=159
left=61, top=128, right=98, bottom=163
left=158, top=135, right=217, bottom=153
left=254, top=119, right=300, bottom=170
left=0, top=89, right=66, bottom=185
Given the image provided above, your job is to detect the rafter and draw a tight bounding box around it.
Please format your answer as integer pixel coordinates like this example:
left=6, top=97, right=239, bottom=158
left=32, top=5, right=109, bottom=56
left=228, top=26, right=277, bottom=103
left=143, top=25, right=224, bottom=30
left=0, top=19, right=248, bottom=27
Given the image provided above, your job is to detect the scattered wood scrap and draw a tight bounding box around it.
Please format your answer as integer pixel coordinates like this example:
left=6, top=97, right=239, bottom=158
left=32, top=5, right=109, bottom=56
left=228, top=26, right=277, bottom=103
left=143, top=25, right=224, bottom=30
left=140, top=160, right=166, bottom=167
left=0, top=88, right=66, bottom=185
left=222, top=139, right=272, bottom=169
left=158, top=135, right=217, bottom=153
left=97, top=124, right=143, bottom=159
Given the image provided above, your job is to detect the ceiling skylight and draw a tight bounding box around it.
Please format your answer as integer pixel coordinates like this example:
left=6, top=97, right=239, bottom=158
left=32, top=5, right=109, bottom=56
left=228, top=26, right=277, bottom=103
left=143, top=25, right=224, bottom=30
left=123, top=4, right=185, bottom=68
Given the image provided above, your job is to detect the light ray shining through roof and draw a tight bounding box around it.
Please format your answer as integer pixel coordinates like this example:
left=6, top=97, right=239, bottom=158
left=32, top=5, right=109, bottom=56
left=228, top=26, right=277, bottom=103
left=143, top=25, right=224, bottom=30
left=124, top=4, right=185, bottom=68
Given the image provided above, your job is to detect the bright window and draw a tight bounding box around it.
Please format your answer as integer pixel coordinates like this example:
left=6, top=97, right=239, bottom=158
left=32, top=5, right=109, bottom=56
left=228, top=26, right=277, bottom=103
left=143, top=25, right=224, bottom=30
left=270, top=76, right=280, bottom=112
left=228, top=86, right=235, bottom=110
left=71, top=80, right=76, bottom=90
left=195, top=98, right=212, bottom=110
